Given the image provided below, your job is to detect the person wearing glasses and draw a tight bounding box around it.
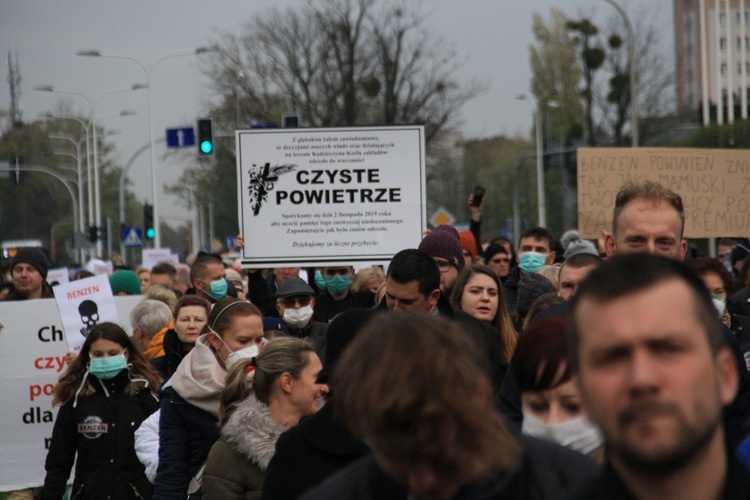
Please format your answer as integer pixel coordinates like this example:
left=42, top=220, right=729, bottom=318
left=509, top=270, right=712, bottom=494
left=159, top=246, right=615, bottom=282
left=275, top=277, right=327, bottom=362
left=417, top=225, right=465, bottom=297
left=377, top=249, right=506, bottom=390
left=312, top=266, right=376, bottom=323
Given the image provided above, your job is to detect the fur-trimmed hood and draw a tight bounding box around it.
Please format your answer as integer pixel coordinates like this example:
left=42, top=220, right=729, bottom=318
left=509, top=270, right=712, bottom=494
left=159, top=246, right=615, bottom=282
left=221, top=394, right=289, bottom=472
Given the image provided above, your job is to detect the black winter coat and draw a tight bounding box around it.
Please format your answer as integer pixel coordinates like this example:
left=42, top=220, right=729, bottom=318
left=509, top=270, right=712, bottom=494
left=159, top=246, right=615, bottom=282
left=153, top=386, right=220, bottom=500
left=261, top=400, right=369, bottom=499
left=40, top=371, right=159, bottom=500
left=301, top=435, right=599, bottom=500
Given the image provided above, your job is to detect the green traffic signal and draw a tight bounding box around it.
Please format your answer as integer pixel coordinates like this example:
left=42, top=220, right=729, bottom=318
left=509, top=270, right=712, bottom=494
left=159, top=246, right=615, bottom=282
left=146, top=227, right=155, bottom=240
left=200, top=140, right=213, bottom=154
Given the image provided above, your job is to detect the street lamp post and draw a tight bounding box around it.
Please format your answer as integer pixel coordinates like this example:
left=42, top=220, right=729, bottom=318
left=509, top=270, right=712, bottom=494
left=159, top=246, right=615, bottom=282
left=34, top=84, right=144, bottom=256
left=119, top=137, right=166, bottom=257
left=77, top=47, right=213, bottom=248
left=38, top=112, right=94, bottom=235
left=517, top=94, right=555, bottom=228
left=48, top=132, right=86, bottom=262
left=604, top=0, right=639, bottom=147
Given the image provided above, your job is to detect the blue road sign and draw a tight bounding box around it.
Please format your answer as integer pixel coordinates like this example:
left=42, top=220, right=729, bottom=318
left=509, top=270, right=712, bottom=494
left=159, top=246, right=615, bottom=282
left=166, top=127, right=196, bottom=148
left=122, top=227, right=143, bottom=248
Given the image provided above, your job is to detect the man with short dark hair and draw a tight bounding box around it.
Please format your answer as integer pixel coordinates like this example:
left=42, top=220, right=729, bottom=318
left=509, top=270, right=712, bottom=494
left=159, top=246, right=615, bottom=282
left=151, top=262, right=179, bottom=296
left=189, top=253, right=227, bottom=303
left=503, top=226, right=556, bottom=314
left=378, top=249, right=506, bottom=389
left=570, top=253, right=749, bottom=499
left=312, top=266, right=374, bottom=323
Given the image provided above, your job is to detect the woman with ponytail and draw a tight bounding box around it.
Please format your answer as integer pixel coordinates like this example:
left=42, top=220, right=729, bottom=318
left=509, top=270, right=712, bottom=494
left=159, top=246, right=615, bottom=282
left=40, top=322, right=161, bottom=499
left=201, top=337, right=328, bottom=499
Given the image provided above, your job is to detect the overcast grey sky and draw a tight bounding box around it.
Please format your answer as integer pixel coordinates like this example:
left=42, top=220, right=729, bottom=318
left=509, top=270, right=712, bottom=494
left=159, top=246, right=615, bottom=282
left=0, top=0, right=672, bottom=231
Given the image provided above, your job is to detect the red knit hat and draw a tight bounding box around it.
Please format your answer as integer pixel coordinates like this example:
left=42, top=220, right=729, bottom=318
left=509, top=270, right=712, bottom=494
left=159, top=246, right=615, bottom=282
left=458, top=231, right=478, bottom=263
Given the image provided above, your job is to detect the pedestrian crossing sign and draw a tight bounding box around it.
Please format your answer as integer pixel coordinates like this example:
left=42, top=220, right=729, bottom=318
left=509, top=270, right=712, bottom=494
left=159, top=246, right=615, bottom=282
left=123, top=227, right=143, bottom=248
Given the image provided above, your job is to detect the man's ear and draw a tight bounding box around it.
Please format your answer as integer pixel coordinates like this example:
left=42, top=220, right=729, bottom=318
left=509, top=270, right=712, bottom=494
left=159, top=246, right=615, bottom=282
left=678, top=239, right=688, bottom=262
left=603, top=230, right=617, bottom=257
left=428, top=289, right=441, bottom=308
left=716, top=348, right=739, bottom=407
left=545, top=251, right=556, bottom=264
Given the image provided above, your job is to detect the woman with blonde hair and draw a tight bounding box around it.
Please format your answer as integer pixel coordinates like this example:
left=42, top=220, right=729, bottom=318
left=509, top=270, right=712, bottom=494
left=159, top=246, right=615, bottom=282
left=202, top=337, right=328, bottom=498
left=154, top=298, right=265, bottom=498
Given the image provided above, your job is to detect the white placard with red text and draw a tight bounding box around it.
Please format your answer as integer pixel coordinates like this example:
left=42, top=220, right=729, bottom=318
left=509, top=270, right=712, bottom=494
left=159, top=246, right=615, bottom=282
left=0, top=297, right=142, bottom=491
left=46, top=267, right=69, bottom=286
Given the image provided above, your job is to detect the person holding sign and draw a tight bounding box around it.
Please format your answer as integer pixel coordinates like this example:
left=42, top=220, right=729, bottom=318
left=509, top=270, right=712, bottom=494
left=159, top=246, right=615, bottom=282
left=40, top=322, right=161, bottom=499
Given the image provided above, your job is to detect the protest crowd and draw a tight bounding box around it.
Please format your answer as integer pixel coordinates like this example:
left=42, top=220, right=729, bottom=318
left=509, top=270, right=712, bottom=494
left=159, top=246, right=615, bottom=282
left=5, top=179, right=750, bottom=499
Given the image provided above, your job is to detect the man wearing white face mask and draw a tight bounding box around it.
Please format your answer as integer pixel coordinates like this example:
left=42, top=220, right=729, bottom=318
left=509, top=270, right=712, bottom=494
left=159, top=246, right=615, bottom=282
left=275, top=277, right=327, bottom=363
left=503, top=226, right=556, bottom=315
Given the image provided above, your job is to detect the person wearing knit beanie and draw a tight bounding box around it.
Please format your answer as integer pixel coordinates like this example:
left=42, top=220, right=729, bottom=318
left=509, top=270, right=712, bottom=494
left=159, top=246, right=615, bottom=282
left=109, top=270, right=143, bottom=296
left=484, top=243, right=512, bottom=282
left=458, top=231, right=479, bottom=266
left=516, top=273, right=556, bottom=318
left=418, top=225, right=464, bottom=295
left=9, top=247, right=52, bottom=300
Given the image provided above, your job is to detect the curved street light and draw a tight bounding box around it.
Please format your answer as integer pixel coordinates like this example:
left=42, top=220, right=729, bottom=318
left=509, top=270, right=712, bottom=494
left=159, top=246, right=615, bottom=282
left=34, top=84, right=145, bottom=256
left=77, top=46, right=214, bottom=248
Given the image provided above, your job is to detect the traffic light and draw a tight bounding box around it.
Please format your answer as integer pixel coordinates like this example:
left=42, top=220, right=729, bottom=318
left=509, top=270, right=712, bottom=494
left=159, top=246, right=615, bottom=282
left=197, top=118, right=214, bottom=156
left=144, top=204, right=155, bottom=240
left=99, top=225, right=107, bottom=242
left=88, top=225, right=98, bottom=244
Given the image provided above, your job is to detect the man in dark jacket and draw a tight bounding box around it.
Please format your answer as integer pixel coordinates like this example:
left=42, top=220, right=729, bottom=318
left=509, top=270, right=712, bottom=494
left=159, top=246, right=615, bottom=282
left=570, top=253, right=750, bottom=499
left=301, top=313, right=598, bottom=499
left=3, top=247, right=54, bottom=300
left=275, top=277, right=327, bottom=361
left=503, top=227, right=556, bottom=314
left=377, top=248, right=506, bottom=390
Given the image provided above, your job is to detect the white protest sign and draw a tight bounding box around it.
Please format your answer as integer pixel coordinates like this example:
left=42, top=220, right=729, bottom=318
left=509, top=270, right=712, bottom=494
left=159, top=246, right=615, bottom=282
left=142, top=249, right=178, bottom=270
left=0, top=299, right=69, bottom=490
left=53, top=274, right=118, bottom=353
left=0, top=297, right=143, bottom=490
left=236, top=126, right=426, bottom=268
left=46, top=267, right=69, bottom=286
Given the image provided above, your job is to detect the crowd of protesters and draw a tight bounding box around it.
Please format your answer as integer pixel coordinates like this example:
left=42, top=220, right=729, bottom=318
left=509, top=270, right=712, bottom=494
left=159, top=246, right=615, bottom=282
left=3, top=180, right=750, bottom=498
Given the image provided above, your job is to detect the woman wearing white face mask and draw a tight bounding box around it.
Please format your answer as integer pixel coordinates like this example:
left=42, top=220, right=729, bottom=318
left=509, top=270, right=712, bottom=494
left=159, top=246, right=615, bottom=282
left=202, top=337, right=328, bottom=498
left=512, top=316, right=604, bottom=461
left=41, top=323, right=161, bottom=499
left=154, top=298, right=265, bottom=499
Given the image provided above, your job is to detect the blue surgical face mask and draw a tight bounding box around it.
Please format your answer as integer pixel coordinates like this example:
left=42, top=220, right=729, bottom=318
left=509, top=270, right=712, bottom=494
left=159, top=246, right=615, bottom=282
left=325, top=275, right=351, bottom=295
left=203, top=278, right=228, bottom=301
left=518, top=251, right=547, bottom=274
left=89, top=351, right=128, bottom=380
left=314, top=271, right=328, bottom=291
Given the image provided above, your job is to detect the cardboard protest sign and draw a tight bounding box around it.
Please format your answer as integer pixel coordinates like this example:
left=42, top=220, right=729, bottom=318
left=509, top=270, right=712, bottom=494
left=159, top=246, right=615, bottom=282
left=577, top=147, right=750, bottom=239
left=53, top=274, right=118, bottom=353
left=236, top=126, right=426, bottom=267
